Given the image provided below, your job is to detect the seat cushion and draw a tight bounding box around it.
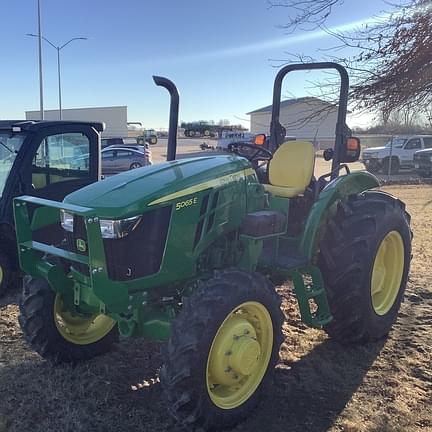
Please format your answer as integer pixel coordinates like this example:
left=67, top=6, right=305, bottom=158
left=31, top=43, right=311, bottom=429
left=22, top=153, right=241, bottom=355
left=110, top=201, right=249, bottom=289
left=267, top=140, right=315, bottom=197
left=263, top=184, right=306, bottom=198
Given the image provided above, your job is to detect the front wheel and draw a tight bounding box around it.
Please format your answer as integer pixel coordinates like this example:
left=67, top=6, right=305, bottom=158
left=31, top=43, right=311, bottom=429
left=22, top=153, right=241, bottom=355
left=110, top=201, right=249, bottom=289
left=160, top=270, right=283, bottom=431
left=19, top=278, right=118, bottom=363
left=319, top=192, right=412, bottom=343
left=382, top=157, right=400, bottom=174
left=365, top=161, right=380, bottom=173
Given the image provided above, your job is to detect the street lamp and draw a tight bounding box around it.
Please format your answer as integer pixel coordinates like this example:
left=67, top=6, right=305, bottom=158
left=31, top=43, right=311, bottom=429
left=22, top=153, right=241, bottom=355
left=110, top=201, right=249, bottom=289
left=27, top=34, right=87, bottom=120
left=36, top=0, right=43, bottom=120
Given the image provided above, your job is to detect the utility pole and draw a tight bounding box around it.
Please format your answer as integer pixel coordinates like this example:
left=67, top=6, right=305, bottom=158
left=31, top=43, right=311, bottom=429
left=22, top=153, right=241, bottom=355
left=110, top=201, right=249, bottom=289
left=37, top=0, right=44, bottom=120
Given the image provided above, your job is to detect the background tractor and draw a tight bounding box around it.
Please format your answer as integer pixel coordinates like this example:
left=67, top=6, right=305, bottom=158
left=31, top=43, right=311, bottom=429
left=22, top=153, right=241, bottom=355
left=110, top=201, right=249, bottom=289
left=14, top=64, right=412, bottom=431
left=0, top=120, right=102, bottom=296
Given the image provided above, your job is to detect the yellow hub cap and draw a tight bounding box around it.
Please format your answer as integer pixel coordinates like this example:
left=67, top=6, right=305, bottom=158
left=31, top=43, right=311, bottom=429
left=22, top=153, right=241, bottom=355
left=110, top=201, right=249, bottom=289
left=206, top=301, right=273, bottom=410
left=54, top=295, right=116, bottom=345
left=371, top=230, right=404, bottom=315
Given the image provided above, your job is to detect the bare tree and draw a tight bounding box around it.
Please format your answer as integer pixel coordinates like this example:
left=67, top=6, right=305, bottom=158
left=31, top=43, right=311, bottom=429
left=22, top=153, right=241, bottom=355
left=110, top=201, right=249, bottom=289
left=269, top=0, right=432, bottom=115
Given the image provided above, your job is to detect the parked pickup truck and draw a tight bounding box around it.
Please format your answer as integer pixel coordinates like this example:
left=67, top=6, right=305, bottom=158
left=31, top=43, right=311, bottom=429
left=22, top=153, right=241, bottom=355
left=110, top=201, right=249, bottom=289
left=361, top=135, right=432, bottom=174
left=414, top=148, right=432, bottom=177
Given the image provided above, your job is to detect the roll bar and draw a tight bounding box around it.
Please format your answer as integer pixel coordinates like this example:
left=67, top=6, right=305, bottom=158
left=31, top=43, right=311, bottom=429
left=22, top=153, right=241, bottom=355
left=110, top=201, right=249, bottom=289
left=153, top=76, right=179, bottom=161
left=269, top=62, right=350, bottom=179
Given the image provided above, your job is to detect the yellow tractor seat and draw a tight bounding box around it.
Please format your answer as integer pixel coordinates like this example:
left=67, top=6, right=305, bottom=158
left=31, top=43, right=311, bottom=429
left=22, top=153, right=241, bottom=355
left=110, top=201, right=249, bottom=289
left=263, top=140, right=315, bottom=198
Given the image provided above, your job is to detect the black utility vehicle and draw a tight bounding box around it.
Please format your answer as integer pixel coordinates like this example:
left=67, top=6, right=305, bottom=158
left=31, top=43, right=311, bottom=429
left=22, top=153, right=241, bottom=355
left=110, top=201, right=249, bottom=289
left=0, top=120, right=102, bottom=295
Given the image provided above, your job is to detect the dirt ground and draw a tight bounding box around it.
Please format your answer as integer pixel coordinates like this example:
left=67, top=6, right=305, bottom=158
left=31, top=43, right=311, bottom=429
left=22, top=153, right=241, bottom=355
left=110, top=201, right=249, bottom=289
left=0, top=176, right=431, bottom=430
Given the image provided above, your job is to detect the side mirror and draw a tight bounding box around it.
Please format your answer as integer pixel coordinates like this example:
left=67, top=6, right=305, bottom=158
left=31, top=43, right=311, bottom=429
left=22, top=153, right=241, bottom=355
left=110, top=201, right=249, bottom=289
left=340, top=137, right=361, bottom=163
left=254, top=134, right=266, bottom=146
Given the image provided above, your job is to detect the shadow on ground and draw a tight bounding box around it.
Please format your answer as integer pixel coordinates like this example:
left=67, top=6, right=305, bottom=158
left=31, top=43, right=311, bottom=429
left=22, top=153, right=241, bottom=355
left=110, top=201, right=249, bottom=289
left=233, top=338, right=385, bottom=432
left=0, top=324, right=384, bottom=432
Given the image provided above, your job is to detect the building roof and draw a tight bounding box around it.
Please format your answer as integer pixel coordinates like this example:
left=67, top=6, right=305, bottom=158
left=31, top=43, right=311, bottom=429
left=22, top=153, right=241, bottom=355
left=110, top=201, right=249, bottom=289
left=247, top=97, right=336, bottom=115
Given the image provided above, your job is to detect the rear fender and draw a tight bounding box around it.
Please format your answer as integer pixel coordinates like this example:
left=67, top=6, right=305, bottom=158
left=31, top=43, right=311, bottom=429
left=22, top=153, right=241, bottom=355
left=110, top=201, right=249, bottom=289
left=299, top=171, right=380, bottom=259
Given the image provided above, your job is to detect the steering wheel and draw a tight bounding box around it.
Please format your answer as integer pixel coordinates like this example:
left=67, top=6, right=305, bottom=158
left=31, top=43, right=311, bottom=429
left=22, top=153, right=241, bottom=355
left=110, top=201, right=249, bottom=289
left=228, top=142, right=273, bottom=163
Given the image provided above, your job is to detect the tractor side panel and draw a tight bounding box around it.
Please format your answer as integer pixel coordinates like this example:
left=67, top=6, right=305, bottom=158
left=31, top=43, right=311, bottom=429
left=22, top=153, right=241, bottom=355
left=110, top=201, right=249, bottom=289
left=299, top=171, right=380, bottom=259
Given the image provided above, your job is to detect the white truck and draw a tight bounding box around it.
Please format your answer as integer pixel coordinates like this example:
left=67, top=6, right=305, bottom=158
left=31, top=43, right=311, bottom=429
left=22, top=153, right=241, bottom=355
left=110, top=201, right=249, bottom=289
left=361, top=135, right=432, bottom=174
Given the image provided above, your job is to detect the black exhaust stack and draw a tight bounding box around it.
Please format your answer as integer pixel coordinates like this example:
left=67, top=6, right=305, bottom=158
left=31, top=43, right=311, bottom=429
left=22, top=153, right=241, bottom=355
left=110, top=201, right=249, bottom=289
left=153, top=76, right=179, bottom=161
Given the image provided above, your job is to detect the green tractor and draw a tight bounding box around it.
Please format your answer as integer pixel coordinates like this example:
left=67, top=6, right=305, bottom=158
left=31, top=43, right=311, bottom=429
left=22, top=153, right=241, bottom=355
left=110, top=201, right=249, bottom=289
left=14, top=64, right=411, bottom=431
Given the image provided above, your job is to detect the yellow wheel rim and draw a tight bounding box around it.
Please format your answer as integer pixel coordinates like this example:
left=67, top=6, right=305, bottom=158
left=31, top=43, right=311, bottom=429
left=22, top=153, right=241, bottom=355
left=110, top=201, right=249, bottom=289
left=54, top=295, right=116, bottom=345
left=206, top=301, right=273, bottom=410
left=371, top=230, right=404, bottom=316
left=0, top=265, right=3, bottom=285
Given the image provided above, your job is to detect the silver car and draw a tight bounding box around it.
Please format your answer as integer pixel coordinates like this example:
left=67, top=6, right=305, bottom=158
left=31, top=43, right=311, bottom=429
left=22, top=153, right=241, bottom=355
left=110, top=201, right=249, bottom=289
left=101, top=146, right=150, bottom=175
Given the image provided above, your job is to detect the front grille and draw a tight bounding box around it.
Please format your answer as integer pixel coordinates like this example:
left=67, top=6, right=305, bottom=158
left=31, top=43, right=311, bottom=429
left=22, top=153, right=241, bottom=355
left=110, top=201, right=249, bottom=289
left=103, top=206, right=172, bottom=281
left=63, top=206, right=172, bottom=280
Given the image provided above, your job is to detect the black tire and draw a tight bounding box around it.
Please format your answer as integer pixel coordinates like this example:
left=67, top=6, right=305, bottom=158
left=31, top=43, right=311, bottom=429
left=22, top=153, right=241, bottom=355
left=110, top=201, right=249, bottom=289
left=382, top=157, right=400, bottom=174
left=365, top=162, right=380, bottom=174
left=18, top=277, right=118, bottom=364
left=319, top=191, right=412, bottom=343
left=129, top=162, right=142, bottom=170
left=0, top=250, right=11, bottom=297
left=160, top=270, right=284, bottom=431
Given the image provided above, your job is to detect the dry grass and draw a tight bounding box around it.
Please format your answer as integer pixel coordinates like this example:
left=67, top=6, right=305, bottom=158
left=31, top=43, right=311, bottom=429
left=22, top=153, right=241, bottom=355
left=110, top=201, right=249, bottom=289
left=1, top=184, right=432, bottom=432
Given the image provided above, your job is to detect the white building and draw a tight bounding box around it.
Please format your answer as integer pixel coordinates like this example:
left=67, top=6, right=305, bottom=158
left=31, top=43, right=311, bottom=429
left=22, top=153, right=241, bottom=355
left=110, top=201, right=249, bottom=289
left=247, top=97, right=339, bottom=147
left=25, top=106, right=128, bottom=138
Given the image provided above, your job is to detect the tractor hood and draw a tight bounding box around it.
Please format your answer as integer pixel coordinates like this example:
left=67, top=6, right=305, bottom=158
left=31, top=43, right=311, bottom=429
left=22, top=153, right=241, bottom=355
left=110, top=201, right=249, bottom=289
left=64, top=155, right=252, bottom=218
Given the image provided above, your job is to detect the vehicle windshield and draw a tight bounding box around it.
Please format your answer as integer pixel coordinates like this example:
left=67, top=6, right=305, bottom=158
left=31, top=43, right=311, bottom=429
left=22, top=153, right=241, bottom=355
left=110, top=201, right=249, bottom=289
left=385, top=138, right=407, bottom=148
left=0, top=132, right=26, bottom=199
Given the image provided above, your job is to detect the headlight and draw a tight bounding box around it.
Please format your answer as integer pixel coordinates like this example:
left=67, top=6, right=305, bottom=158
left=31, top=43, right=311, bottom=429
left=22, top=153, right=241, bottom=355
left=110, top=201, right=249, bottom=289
left=99, top=215, right=141, bottom=239
left=60, top=210, right=74, bottom=232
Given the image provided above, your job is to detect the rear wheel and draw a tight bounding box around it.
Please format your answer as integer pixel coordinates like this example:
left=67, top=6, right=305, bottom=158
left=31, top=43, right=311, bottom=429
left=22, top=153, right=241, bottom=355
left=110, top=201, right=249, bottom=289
left=129, top=162, right=142, bottom=170
left=19, top=278, right=118, bottom=363
left=319, top=192, right=412, bottom=343
left=0, top=251, right=11, bottom=297
left=160, top=270, right=283, bottom=431
left=204, top=129, right=211, bottom=136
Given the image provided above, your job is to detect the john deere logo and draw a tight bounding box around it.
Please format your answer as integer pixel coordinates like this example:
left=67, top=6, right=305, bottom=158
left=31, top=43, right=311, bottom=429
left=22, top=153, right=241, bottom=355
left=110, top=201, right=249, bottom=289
left=76, top=239, right=87, bottom=252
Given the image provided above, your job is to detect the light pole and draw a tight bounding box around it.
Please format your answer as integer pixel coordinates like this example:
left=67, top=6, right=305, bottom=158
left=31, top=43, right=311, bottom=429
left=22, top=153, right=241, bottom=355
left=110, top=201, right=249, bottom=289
left=37, top=0, right=44, bottom=120
left=27, top=34, right=87, bottom=120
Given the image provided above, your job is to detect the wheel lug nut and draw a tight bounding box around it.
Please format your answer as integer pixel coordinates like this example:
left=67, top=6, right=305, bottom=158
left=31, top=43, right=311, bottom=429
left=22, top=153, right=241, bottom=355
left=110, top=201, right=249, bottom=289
left=224, top=367, right=231, bottom=373
left=225, top=350, right=232, bottom=356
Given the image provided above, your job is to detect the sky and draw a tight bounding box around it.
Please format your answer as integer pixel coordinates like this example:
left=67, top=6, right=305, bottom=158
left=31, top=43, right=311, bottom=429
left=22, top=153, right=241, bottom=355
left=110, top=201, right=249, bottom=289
left=0, top=0, right=389, bottom=129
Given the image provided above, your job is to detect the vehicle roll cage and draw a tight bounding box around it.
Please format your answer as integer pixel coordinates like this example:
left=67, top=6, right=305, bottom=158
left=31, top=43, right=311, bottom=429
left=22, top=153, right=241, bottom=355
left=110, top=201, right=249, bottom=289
left=154, top=62, right=350, bottom=178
